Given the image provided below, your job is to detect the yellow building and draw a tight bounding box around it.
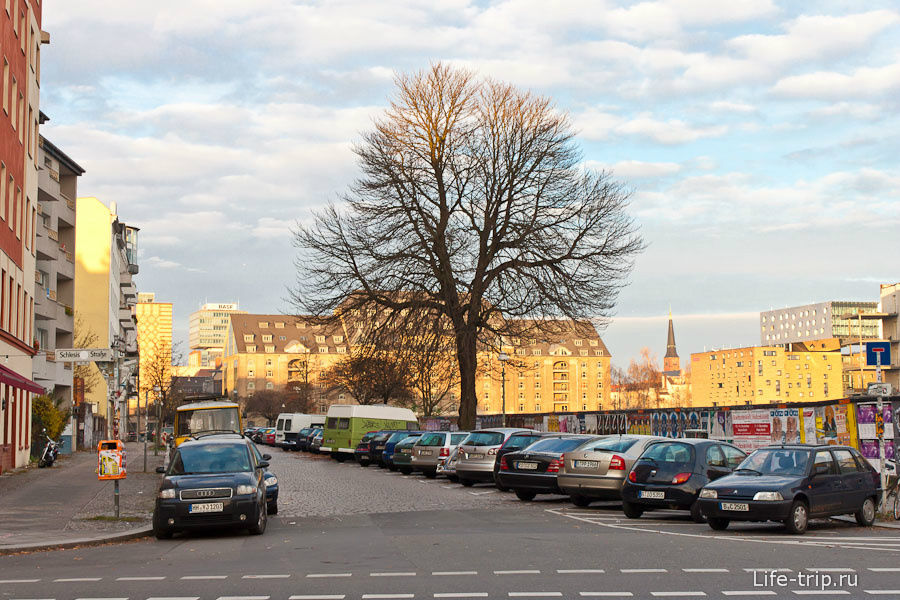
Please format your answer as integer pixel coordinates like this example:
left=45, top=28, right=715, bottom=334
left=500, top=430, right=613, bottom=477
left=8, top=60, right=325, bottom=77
left=135, top=292, right=172, bottom=410
left=476, top=321, right=611, bottom=415
left=691, top=341, right=843, bottom=406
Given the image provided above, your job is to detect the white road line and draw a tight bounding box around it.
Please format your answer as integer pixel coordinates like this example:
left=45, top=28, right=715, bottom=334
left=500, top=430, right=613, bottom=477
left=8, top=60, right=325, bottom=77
left=869, top=568, right=900, bottom=572
left=181, top=575, right=228, bottom=580
left=56, top=578, right=103, bottom=582
left=722, top=593, right=777, bottom=597
left=650, top=594, right=706, bottom=598
left=432, top=571, right=479, bottom=576
left=743, top=568, right=792, bottom=573
left=621, top=569, right=667, bottom=574
left=434, top=594, right=489, bottom=598
left=147, top=597, right=200, bottom=600
left=117, top=577, right=166, bottom=581
left=805, top=568, right=856, bottom=573
left=579, top=594, right=634, bottom=598
left=361, top=595, right=415, bottom=599
left=74, top=598, right=127, bottom=600
left=0, top=579, right=41, bottom=583
left=217, top=597, right=271, bottom=600
left=866, top=591, right=900, bottom=595
left=557, top=569, right=605, bottom=574
left=440, top=485, right=456, bottom=489
left=370, top=572, right=417, bottom=577
left=682, top=569, right=728, bottom=573
left=508, top=594, right=562, bottom=598
left=791, top=592, right=850, bottom=596
left=242, top=575, right=291, bottom=579
left=468, top=491, right=495, bottom=496
left=495, top=570, right=541, bottom=575
left=306, top=573, right=353, bottom=578
left=289, top=596, right=347, bottom=600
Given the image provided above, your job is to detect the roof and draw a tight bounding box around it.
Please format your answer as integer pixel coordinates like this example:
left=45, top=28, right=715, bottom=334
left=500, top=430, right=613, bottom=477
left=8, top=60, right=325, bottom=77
left=178, top=435, right=249, bottom=448
left=325, top=403, right=417, bottom=421
left=176, top=401, right=240, bottom=411
left=665, top=314, right=678, bottom=359
left=40, top=136, right=86, bottom=176
left=228, top=313, right=348, bottom=354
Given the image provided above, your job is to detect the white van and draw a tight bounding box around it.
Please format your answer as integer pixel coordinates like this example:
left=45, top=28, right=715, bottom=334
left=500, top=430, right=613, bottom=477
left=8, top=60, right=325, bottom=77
left=275, top=413, right=326, bottom=450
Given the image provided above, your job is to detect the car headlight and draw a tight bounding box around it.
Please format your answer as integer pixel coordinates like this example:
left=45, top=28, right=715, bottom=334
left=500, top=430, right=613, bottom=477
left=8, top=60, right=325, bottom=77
left=236, top=484, right=257, bottom=495
left=264, top=476, right=278, bottom=487
left=158, top=488, right=176, bottom=499
left=699, top=489, right=717, bottom=499
left=753, top=491, right=783, bottom=501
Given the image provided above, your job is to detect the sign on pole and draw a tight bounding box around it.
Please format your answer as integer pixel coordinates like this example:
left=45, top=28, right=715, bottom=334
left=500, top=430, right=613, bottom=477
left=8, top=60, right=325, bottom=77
left=55, top=348, right=114, bottom=362
left=866, top=342, right=892, bottom=367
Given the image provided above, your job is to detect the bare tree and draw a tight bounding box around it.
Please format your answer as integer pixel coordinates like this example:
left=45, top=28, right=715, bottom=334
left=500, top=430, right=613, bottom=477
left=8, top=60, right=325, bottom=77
left=73, top=314, right=103, bottom=397
left=626, top=347, right=661, bottom=409
left=140, top=340, right=181, bottom=426
left=320, top=345, right=412, bottom=405
left=293, top=63, right=643, bottom=429
left=241, top=389, right=305, bottom=425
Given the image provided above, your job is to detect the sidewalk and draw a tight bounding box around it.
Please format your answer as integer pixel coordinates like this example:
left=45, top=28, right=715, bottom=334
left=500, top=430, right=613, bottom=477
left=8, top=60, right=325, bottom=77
left=0, top=442, right=165, bottom=553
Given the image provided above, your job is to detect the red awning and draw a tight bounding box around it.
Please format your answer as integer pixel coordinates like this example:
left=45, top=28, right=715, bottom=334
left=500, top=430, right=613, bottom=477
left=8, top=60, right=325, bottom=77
left=0, top=364, right=45, bottom=395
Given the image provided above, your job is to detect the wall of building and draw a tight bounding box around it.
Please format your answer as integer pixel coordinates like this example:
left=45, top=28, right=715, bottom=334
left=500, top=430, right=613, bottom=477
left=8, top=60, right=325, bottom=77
left=135, top=297, right=172, bottom=406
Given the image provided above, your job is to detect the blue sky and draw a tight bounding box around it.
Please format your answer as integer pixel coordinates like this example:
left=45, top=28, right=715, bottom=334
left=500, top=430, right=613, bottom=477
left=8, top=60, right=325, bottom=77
left=40, top=1, right=900, bottom=368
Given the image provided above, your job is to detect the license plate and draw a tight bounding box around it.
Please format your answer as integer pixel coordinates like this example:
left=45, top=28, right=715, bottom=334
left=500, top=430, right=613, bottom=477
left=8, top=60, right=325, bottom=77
left=189, top=502, right=224, bottom=513
left=420, top=450, right=433, bottom=456
left=639, top=490, right=665, bottom=499
left=517, top=461, right=539, bottom=470
left=401, top=449, right=411, bottom=454
left=720, top=502, right=750, bottom=512
left=468, top=453, right=483, bottom=460
left=575, top=460, right=600, bottom=469
left=359, top=454, right=369, bottom=459
left=376, top=445, right=385, bottom=449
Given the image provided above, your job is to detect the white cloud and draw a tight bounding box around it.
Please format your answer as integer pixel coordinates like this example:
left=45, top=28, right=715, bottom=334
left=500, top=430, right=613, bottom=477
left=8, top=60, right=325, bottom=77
left=708, top=101, right=757, bottom=114
left=614, top=113, right=728, bottom=144
left=252, top=217, right=294, bottom=239
left=588, top=159, right=682, bottom=179
left=145, top=256, right=204, bottom=273
left=772, top=60, right=900, bottom=99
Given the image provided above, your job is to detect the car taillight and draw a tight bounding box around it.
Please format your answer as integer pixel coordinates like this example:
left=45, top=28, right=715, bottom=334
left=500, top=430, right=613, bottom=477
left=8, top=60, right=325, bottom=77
left=488, top=448, right=498, bottom=456
left=609, top=455, right=626, bottom=470
left=672, top=472, right=691, bottom=484
left=440, top=447, right=449, bottom=457
left=547, top=455, right=564, bottom=473
left=628, top=470, right=637, bottom=483
left=500, top=456, right=509, bottom=471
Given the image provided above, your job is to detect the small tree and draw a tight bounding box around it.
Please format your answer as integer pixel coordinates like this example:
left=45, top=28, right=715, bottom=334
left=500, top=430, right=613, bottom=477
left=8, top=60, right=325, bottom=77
left=31, top=395, right=69, bottom=454
left=242, top=389, right=308, bottom=425
left=140, top=340, right=181, bottom=427
left=321, top=346, right=412, bottom=405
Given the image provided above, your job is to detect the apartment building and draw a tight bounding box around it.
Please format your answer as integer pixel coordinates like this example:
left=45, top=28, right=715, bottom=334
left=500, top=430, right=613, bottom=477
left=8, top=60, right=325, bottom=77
left=188, top=302, right=245, bottom=367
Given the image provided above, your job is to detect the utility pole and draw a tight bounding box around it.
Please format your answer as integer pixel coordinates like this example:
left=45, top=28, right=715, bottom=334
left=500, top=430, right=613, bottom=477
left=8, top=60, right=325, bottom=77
left=499, top=351, right=509, bottom=427
left=143, top=390, right=148, bottom=472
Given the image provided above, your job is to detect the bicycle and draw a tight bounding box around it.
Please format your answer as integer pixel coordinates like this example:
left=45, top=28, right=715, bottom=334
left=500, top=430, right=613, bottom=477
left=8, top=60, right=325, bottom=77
left=882, top=462, right=900, bottom=520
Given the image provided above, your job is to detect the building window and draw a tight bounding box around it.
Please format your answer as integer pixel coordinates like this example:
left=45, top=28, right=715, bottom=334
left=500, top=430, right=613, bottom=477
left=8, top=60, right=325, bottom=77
left=574, top=339, right=582, bottom=346
left=266, top=370, right=273, bottom=377
left=266, top=382, right=274, bottom=390
left=334, top=335, right=344, bottom=343
left=243, top=334, right=254, bottom=342
left=319, top=346, right=328, bottom=353
left=247, top=381, right=255, bottom=390
left=258, top=321, right=269, bottom=328
left=532, top=349, right=541, bottom=355
left=265, top=345, right=275, bottom=353
left=316, top=335, right=326, bottom=343
left=262, top=334, right=273, bottom=342
left=246, top=345, right=256, bottom=353
left=337, top=346, right=346, bottom=354
left=275, top=322, right=285, bottom=328
left=535, top=403, right=540, bottom=411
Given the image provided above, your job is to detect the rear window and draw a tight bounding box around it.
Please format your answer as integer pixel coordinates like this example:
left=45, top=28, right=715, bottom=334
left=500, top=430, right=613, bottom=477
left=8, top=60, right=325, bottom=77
left=418, top=433, right=446, bottom=446
left=465, top=432, right=505, bottom=447
left=583, top=437, right=638, bottom=453
left=502, top=434, right=543, bottom=451
left=526, top=437, right=589, bottom=453
left=299, top=428, right=312, bottom=436
left=373, top=432, right=392, bottom=442
left=387, top=432, right=411, bottom=443
left=283, top=419, right=292, bottom=431
left=326, top=417, right=337, bottom=429
left=642, top=442, right=694, bottom=464
left=450, top=433, right=469, bottom=445
left=360, top=432, right=378, bottom=442
left=397, top=435, right=422, bottom=447
left=276, top=419, right=285, bottom=431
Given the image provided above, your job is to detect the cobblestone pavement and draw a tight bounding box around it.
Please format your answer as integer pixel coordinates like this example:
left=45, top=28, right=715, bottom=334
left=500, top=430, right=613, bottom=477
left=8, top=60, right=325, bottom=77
left=264, top=446, right=529, bottom=518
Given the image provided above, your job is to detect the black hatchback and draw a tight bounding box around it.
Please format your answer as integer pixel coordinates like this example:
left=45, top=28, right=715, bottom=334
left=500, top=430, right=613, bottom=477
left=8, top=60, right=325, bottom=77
left=620, top=438, right=746, bottom=522
left=497, top=434, right=597, bottom=501
left=698, top=444, right=880, bottom=534
left=152, top=437, right=271, bottom=539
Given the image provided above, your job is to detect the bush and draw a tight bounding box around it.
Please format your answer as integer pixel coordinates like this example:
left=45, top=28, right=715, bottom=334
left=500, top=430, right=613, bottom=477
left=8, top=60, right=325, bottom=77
left=31, top=395, right=69, bottom=453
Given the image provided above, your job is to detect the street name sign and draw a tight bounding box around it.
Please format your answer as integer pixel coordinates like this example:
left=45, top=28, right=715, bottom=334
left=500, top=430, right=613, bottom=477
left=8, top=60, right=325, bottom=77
left=55, top=348, right=114, bottom=362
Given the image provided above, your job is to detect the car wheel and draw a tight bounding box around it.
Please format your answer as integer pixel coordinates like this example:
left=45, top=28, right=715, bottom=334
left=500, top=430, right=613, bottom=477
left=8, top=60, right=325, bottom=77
left=152, top=513, right=174, bottom=540
left=515, top=491, right=537, bottom=502
left=389, top=464, right=398, bottom=472
left=335, top=455, right=346, bottom=463
left=424, top=470, right=437, bottom=479
left=267, top=501, right=278, bottom=515
left=447, top=475, right=458, bottom=483
left=460, top=478, right=474, bottom=487
left=784, top=500, right=808, bottom=534
left=708, top=518, right=729, bottom=531
left=400, top=467, right=413, bottom=475
left=248, top=500, right=267, bottom=535
left=359, top=460, right=370, bottom=467
left=690, top=500, right=706, bottom=523
left=571, top=495, right=592, bottom=508
left=856, top=496, right=876, bottom=527
left=622, top=501, right=644, bottom=519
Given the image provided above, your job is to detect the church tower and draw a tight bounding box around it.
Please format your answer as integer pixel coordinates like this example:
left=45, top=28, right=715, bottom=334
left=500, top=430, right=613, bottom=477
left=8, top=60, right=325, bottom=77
left=664, top=311, right=680, bottom=375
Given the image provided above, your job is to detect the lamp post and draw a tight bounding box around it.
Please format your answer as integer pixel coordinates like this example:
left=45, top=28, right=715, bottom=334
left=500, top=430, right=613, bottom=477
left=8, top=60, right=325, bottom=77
left=499, top=352, right=509, bottom=427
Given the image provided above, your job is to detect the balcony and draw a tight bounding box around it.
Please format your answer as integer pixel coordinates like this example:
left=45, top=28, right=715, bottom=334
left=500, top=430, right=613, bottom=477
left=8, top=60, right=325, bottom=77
left=45, top=226, right=58, bottom=242
left=119, top=307, right=135, bottom=331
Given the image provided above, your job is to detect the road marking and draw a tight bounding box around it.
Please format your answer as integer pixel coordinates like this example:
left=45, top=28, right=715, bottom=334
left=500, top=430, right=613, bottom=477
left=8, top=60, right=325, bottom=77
left=216, top=597, right=271, bottom=600
left=242, top=575, right=291, bottom=579
left=370, top=572, right=417, bottom=577
left=650, top=594, right=706, bottom=598
left=682, top=569, right=728, bottom=573
left=557, top=569, right=605, bottom=574
left=621, top=569, right=667, bottom=573
left=0, top=580, right=41, bottom=583
left=805, top=568, right=856, bottom=573
left=468, top=491, right=495, bottom=496
left=74, top=598, right=127, bottom=600
left=147, top=597, right=200, bottom=600
left=579, top=594, right=634, bottom=598
left=361, top=596, right=415, bottom=599
left=495, top=570, right=541, bottom=575
left=56, top=578, right=102, bottom=582
left=117, top=577, right=166, bottom=581
left=866, top=592, right=900, bottom=595
left=869, top=568, right=900, bottom=572
left=181, top=576, right=228, bottom=580
left=722, top=593, right=777, bottom=597
left=289, top=596, right=347, bottom=600
left=743, top=569, right=792, bottom=573
left=306, top=573, right=353, bottom=578
left=791, top=592, right=850, bottom=596
left=508, top=594, right=562, bottom=598
left=432, top=571, right=478, bottom=576
left=434, top=595, right=489, bottom=598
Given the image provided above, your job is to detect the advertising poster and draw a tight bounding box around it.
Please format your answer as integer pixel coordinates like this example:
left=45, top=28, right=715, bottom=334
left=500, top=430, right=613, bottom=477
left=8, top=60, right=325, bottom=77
left=800, top=407, right=818, bottom=444
left=860, top=440, right=895, bottom=471
left=710, top=411, right=733, bottom=441
left=584, top=413, right=599, bottom=434
left=657, top=413, right=668, bottom=437
left=687, top=411, right=701, bottom=432
left=817, top=404, right=857, bottom=447
left=546, top=414, right=560, bottom=432
left=769, top=408, right=801, bottom=444
left=652, top=413, right=660, bottom=436
left=731, top=409, right=771, bottom=452
left=627, top=414, right=651, bottom=436
left=857, top=403, right=894, bottom=441
left=700, top=411, right=710, bottom=437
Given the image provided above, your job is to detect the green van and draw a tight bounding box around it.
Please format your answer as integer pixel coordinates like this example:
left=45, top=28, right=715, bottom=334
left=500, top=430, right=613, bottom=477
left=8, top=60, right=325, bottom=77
left=321, top=404, right=418, bottom=461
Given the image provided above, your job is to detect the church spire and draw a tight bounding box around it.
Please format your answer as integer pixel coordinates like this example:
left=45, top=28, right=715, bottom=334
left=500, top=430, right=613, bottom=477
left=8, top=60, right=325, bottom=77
left=664, top=311, right=680, bottom=374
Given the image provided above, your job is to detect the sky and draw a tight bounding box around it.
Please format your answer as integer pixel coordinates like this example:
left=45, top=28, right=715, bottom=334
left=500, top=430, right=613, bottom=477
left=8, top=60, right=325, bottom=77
left=39, top=1, right=900, bottom=368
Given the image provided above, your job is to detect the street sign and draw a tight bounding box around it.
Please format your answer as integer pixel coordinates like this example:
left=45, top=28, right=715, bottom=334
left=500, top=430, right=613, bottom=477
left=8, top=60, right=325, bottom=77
left=55, top=348, right=114, bottom=362
left=866, top=342, right=892, bottom=367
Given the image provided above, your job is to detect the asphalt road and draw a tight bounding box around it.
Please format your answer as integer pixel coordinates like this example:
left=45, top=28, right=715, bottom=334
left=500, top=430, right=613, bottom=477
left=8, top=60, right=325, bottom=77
left=2, top=447, right=900, bottom=599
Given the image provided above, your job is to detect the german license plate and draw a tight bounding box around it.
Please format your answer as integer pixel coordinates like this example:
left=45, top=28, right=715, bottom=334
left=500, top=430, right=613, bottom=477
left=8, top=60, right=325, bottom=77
left=401, top=449, right=411, bottom=454
left=639, top=490, right=665, bottom=499
left=468, top=453, right=483, bottom=460
left=575, top=460, right=600, bottom=469
left=359, top=453, right=369, bottom=459
left=420, top=450, right=433, bottom=456
left=720, top=502, right=749, bottom=511
left=189, top=502, right=224, bottom=513
left=517, top=462, right=539, bottom=470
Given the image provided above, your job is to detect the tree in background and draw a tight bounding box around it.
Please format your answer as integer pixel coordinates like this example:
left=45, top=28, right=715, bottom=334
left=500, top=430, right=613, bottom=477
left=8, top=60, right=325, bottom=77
left=320, top=345, right=412, bottom=406
left=73, top=314, right=103, bottom=398
left=293, top=63, right=643, bottom=429
left=140, top=340, right=181, bottom=427
left=625, top=347, right=662, bottom=409
left=242, top=389, right=313, bottom=425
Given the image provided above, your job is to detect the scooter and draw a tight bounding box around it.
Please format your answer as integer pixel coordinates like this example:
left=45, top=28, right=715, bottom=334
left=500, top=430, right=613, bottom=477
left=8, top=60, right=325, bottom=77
left=38, top=429, right=59, bottom=468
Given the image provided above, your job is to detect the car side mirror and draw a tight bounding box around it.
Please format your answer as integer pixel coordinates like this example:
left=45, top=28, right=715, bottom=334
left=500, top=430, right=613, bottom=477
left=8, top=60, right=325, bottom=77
left=155, top=466, right=166, bottom=474
left=262, top=454, right=272, bottom=461
left=257, top=461, right=269, bottom=469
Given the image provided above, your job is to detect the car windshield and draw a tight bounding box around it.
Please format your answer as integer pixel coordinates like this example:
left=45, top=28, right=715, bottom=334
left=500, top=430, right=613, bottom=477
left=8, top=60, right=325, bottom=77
left=418, top=433, right=447, bottom=446
left=524, top=437, right=590, bottom=453
left=373, top=432, right=392, bottom=442
left=169, top=444, right=252, bottom=475
left=641, top=442, right=694, bottom=464
left=583, top=437, right=639, bottom=453
left=387, top=432, right=411, bottom=443
left=465, top=431, right=505, bottom=447
left=737, top=449, right=811, bottom=476
left=503, top=434, right=544, bottom=451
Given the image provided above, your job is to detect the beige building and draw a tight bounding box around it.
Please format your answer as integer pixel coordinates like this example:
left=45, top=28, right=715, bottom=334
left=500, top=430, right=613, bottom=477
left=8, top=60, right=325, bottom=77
left=691, top=342, right=843, bottom=406
left=135, top=292, right=172, bottom=408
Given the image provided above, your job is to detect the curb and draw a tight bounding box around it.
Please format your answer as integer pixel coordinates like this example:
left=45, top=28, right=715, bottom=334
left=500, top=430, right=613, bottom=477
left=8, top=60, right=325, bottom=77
left=0, top=526, right=153, bottom=555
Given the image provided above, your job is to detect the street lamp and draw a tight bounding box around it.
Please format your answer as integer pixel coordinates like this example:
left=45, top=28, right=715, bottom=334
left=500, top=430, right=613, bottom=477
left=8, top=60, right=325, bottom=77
left=499, top=351, right=509, bottom=427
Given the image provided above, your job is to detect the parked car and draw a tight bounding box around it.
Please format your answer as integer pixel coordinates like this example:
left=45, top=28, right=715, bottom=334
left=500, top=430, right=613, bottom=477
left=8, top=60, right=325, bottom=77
left=354, top=431, right=380, bottom=466
left=698, top=444, right=880, bottom=534
left=439, top=446, right=461, bottom=482
left=369, top=430, right=403, bottom=466
left=621, top=438, right=746, bottom=522
left=411, top=431, right=470, bottom=478
left=295, top=427, right=315, bottom=451
left=275, top=412, right=325, bottom=450
left=250, top=442, right=279, bottom=515
left=252, top=428, right=270, bottom=444
left=309, top=429, right=325, bottom=454
left=152, top=436, right=270, bottom=539
left=558, top=435, right=664, bottom=506
left=497, top=434, right=598, bottom=501
left=391, top=434, right=424, bottom=475
left=264, top=428, right=277, bottom=446
left=321, top=404, right=417, bottom=462
left=455, top=428, right=536, bottom=486
left=382, top=431, right=423, bottom=470
left=492, top=431, right=552, bottom=491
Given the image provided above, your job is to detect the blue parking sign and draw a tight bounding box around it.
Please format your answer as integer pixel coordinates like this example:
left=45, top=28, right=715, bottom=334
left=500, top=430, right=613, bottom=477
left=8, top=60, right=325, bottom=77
left=866, top=341, right=892, bottom=367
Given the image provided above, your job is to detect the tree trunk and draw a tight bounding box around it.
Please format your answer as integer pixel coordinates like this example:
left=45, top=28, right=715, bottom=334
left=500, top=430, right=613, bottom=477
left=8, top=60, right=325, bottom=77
left=455, top=328, right=478, bottom=430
